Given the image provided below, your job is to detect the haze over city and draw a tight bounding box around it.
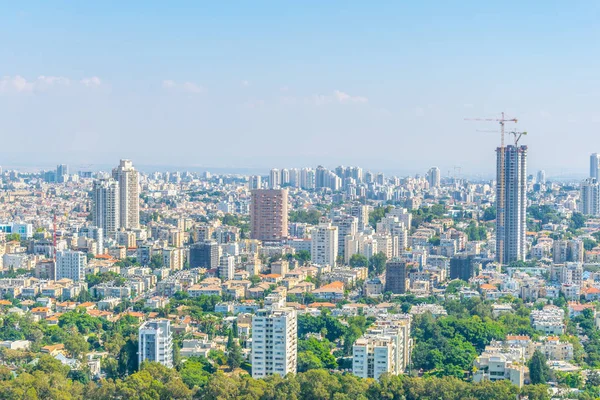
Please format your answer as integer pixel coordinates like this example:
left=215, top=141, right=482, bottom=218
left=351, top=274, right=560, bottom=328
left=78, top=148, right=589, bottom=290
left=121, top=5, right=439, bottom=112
left=2, top=1, right=600, bottom=177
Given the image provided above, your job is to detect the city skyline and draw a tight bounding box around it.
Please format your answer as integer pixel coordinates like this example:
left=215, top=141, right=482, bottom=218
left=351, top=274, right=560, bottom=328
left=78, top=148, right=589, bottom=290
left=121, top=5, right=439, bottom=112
left=2, top=2, right=600, bottom=173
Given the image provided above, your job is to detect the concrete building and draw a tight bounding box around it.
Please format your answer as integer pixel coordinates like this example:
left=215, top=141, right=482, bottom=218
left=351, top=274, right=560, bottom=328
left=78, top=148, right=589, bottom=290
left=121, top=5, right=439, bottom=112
left=591, top=153, right=600, bottom=180
left=112, top=159, right=140, bottom=230
left=251, top=304, right=297, bottom=378
left=138, top=319, right=173, bottom=368
left=250, top=189, right=288, bottom=241
left=189, top=240, right=219, bottom=269
left=311, top=222, right=339, bottom=267
left=427, top=166, right=441, bottom=188
left=219, top=254, right=235, bottom=281
left=91, top=179, right=120, bottom=235
left=385, top=259, right=408, bottom=294
left=163, top=247, right=184, bottom=271
left=449, top=254, right=478, bottom=281
left=55, top=250, right=87, bottom=282
left=580, top=178, right=600, bottom=216
left=332, top=215, right=358, bottom=258
left=496, top=145, right=528, bottom=263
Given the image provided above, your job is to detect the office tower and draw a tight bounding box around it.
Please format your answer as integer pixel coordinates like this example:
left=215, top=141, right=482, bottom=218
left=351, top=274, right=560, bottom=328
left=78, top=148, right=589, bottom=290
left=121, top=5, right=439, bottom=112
left=496, top=145, right=527, bottom=263
left=55, top=250, right=87, bottom=281
left=311, top=222, right=339, bottom=266
left=251, top=305, right=297, bottom=378
left=537, top=170, right=546, bottom=185
left=591, top=153, right=600, bottom=180
left=138, top=319, right=173, bottom=368
left=332, top=215, right=358, bottom=257
left=385, top=259, right=408, bottom=294
left=350, top=204, right=369, bottom=231
left=219, top=254, right=235, bottom=280
left=580, top=178, right=600, bottom=216
left=189, top=240, right=219, bottom=269
left=250, top=189, right=288, bottom=241
left=427, top=167, right=441, bottom=188
left=112, top=159, right=140, bottom=229
left=56, top=164, right=69, bottom=183
left=249, top=175, right=262, bottom=190
left=269, top=168, right=281, bottom=189
left=92, top=179, right=120, bottom=235
left=449, top=254, right=478, bottom=281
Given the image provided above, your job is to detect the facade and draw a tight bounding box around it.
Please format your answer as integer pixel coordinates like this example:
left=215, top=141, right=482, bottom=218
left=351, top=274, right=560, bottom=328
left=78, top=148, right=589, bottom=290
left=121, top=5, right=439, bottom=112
left=311, top=222, right=339, bottom=267
left=251, top=305, right=297, bottom=378
left=112, top=159, right=140, bottom=230
left=427, top=166, right=441, bottom=188
left=91, top=179, right=120, bottom=235
left=332, top=215, right=358, bottom=257
left=163, top=247, right=184, bottom=271
left=56, top=250, right=87, bottom=282
left=449, top=254, right=478, bottom=281
left=219, top=254, right=235, bottom=281
left=591, top=153, right=600, bottom=180
left=189, top=240, right=219, bottom=269
left=496, top=145, right=527, bottom=263
left=138, top=319, right=173, bottom=368
left=385, top=259, right=408, bottom=294
left=250, top=189, right=288, bottom=241
left=580, top=178, right=599, bottom=216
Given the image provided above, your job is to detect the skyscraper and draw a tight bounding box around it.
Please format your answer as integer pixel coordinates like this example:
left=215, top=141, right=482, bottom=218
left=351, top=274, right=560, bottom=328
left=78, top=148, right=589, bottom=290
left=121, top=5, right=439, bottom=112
left=385, top=259, right=408, bottom=294
left=537, top=170, right=546, bottom=185
left=92, top=179, right=120, bottom=235
left=311, top=221, right=339, bottom=266
left=427, top=166, right=441, bottom=188
left=248, top=175, right=262, bottom=190
left=56, top=164, right=69, bottom=183
left=55, top=250, right=87, bottom=281
left=496, top=145, right=527, bottom=263
left=591, top=153, right=600, bottom=180
left=138, top=319, right=173, bottom=368
left=112, top=159, right=140, bottom=230
left=580, top=178, right=600, bottom=216
left=269, top=168, right=281, bottom=189
left=251, top=304, right=297, bottom=378
left=250, top=189, right=288, bottom=241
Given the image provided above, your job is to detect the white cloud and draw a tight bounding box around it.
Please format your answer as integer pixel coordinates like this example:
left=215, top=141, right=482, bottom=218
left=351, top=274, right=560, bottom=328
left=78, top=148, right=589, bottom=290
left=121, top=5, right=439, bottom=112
left=162, top=79, right=203, bottom=94
left=80, top=76, right=102, bottom=87
left=311, top=90, right=368, bottom=106
left=0, top=75, right=102, bottom=93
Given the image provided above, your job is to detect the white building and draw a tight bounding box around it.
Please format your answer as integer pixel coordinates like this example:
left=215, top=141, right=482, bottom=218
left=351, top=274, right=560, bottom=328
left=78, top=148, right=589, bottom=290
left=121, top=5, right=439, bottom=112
left=251, top=304, right=297, bottom=378
left=112, top=159, right=140, bottom=230
left=138, top=319, right=173, bottom=368
left=55, top=250, right=87, bottom=282
left=580, top=178, right=600, bottom=216
left=219, top=254, right=235, bottom=281
left=311, top=222, right=338, bottom=267
left=91, top=179, right=120, bottom=234
left=427, top=166, right=441, bottom=188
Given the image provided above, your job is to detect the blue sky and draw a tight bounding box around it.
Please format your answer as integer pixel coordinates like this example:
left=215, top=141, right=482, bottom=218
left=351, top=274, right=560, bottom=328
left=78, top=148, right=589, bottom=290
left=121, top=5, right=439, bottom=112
left=2, top=1, right=600, bottom=177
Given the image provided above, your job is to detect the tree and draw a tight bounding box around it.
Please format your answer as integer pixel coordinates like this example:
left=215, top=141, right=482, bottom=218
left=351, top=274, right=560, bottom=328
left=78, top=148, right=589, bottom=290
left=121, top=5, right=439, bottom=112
left=571, top=213, right=586, bottom=229
left=529, top=350, right=551, bottom=384
left=226, top=340, right=243, bottom=371
left=482, top=206, right=496, bottom=221
left=349, top=254, right=368, bottom=268
left=64, top=333, right=90, bottom=359
left=297, top=351, right=324, bottom=372
left=369, top=252, right=387, bottom=275
left=150, top=254, right=164, bottom=269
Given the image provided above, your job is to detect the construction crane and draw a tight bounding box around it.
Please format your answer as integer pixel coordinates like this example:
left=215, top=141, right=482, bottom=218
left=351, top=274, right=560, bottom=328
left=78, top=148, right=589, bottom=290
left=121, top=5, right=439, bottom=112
left=465, top=112, right=518, bottom=265
left=508, top=130, right=527, bottom=146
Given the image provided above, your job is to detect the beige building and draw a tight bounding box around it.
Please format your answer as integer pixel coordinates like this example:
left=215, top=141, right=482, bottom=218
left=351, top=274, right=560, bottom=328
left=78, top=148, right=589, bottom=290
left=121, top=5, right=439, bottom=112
left=112, top=159, right=140, bottom=230
left=250, top=189, right=288, bottom=241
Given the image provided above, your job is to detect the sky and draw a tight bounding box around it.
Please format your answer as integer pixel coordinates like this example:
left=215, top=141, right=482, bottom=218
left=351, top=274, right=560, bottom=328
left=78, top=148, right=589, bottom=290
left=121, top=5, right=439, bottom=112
left=1, top=1, right=600, bottom=178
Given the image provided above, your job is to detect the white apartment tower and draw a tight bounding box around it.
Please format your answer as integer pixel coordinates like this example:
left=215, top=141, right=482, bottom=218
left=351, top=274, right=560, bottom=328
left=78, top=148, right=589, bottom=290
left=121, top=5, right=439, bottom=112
left=496, top=145, right=527, bottom=263
left=269, top=168, right=281, bottom=189
left=55, top=250, right=87, bottom=281
left=138, top=319, right=173, bottom=368
left=427, top=166, right=441, bottom=188
left=580, top=178, right=600, bottom=216
left=251, top=305, right=297, bottom=378
left=112, top=159, right=140, bottom=230
left=311, top=221, right=339, bottom=266
left=219, top=254, right=235, bottom=281
left=92, top=179, right=120, bottom=234
left=591, top=153, right=600, bottom=180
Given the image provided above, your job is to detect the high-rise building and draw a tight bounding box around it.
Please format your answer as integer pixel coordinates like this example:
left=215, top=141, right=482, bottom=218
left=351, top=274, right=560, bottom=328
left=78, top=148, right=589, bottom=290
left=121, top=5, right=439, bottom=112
left=248, top=175, right=262, bottom=190
left=281, top=168, right=290, bottom=186
left=112, top=159, right=140, bottom=230
left=189, top=240, right=220, bottom=269
left=250, top=189, right=288, bottom=241
left=55, top=250, right=87, bottom=281
left=591, top=153, right=600, bottom=180
left=537, top=170, right=546, bottom=185
left=449, top=254, right=478, bottom=281
left=496, top=145, right=527, bottom=263
left=300, top=168, right=315, bottom=190
left=269, top=168, right=281, bottom=189
left=56, top=164, right=69, bottom=183
left=251, top=304, right=297, bottom=378
left=427, top=167, right=441, bottom=188
left=92, top=179, right=120, bottom=235
left=219, top=254, right=235, bottom=281
left=138, top=319, right=173, bottom=368
left=79, top=226, right=104, bottom=255
left=163, top=247, right=184, bottom=271
left=350, top=204, right=369, bottom=232
left=580, top=178, right=600, bottom=216
left=385, top=259, right=408, bottom=294
left=311, top=221, right=339, bottom=266
left=332, top=215, right=358, bottom=257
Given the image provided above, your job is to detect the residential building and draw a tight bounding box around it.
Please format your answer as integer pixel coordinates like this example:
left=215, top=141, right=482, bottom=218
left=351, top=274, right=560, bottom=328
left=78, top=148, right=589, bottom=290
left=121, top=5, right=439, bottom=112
left=219, top=254, right=235, bottom=281
left=55, top=250, right=86, bottom=282
left=427, top=166, right=441, bottom=188
left=112, top=159, right=140, bottom=230
left=591, top=153, right=600, bottom=180
left=91, top=179, right=120, bottom=234
left=189, top=240, right=219, bottom=269
left=385, top=259, right=408, bottom=294
left=250, top=189, right=288, bottom=241
left=580, top=178, right=600, bottom=216
left=311, top=222, right=339, bottom=266
left=138, top=319, right=173, bottom=368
